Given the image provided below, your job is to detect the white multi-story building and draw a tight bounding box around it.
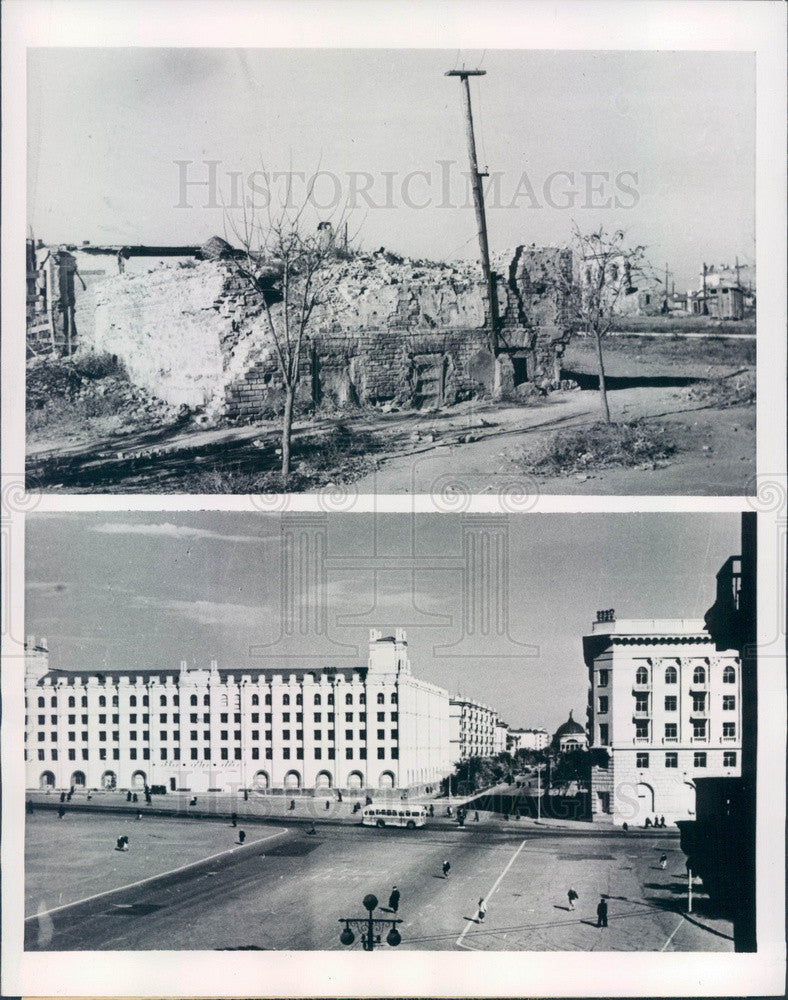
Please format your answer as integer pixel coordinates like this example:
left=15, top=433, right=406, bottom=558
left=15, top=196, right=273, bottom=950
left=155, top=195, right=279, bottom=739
left=448, top=697, right=499, bottom=761
left=583, top=615, right=742, bottom=825
left=507, top=727, right=550, bottom=753
left=24, top=630, right=453, bottom=795
left=493, top=719, right=509, bottom=755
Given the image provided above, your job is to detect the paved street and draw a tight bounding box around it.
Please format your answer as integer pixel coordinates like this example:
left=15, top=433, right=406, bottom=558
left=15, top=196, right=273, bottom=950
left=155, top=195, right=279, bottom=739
left=24, top=812, right=733, bottom=952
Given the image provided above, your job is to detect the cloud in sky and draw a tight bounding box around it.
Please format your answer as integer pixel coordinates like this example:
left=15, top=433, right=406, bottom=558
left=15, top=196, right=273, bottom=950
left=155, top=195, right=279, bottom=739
left=159, top=599, right=271, bottom=629
left=90, top=522, right=274, bottom=546
left=25, top=581, right=68, bottom=593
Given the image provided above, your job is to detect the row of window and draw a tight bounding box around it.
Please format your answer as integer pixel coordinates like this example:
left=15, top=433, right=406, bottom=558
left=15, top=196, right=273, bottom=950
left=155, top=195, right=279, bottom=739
left=632, top=720, right=736, bottom=739
left=598, top=721, right=737, bottom=743
left=31, top=744, right=399, bottom=763
left=597, top=694, right=736, bottom=714
left=635, top=750, right=737, bottom=768
left=32, top=709, right=398, bottom=728
left=34, top=690, right=400, bottom=708
left=598, top=665, right=737, bottom=687
left=35, top=727, right=400, bottom=744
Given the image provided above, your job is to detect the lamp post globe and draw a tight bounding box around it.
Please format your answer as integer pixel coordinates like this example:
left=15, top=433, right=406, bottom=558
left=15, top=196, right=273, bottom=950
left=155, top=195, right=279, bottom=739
left=362, top=894, right=378, bottom=913
left=386, top=926, right=402, bottom=947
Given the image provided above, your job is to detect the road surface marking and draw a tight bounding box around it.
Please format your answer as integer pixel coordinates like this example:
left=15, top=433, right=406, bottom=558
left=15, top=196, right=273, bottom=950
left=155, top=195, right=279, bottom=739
left=661, top=914, right=685, bottom=951
left=25, top=828, right=288, bottom=923
left=455, top=839, right=527, bottom=948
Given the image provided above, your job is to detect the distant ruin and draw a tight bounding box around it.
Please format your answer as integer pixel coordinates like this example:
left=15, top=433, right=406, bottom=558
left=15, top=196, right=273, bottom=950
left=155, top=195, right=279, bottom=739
left=26, top=240, right=574, bottom=421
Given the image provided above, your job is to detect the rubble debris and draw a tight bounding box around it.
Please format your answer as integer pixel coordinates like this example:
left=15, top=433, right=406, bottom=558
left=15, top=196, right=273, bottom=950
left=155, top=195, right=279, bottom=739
left=53, top=242, right=574, bottom=425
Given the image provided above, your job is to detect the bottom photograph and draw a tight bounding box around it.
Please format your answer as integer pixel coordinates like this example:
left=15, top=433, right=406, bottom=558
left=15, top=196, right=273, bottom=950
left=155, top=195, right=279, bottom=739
left=22, top=511, right=755, bottom=953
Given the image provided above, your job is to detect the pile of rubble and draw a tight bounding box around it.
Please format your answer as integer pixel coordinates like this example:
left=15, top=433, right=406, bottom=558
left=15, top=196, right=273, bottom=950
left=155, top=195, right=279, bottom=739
left=26, top=353, right=180, bottom=426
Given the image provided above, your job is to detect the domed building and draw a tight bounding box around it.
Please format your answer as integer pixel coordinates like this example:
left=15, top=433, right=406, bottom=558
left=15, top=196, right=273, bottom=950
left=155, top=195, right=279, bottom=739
left=552, top=710, right=588, bottom=753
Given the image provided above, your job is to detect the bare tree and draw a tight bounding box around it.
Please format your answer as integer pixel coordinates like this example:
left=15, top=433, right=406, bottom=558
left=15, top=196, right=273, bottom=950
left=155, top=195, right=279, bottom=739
left=224, top=189, right=348, bottom=479
left=561, top=225, right=650, bottom=424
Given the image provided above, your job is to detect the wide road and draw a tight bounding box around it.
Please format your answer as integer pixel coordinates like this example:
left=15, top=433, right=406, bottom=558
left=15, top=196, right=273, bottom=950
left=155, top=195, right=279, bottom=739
left=25, top=821, right=733, bottom=952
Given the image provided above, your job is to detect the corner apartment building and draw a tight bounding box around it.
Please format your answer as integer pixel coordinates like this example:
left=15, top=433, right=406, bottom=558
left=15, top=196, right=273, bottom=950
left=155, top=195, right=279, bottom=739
left=583, top=615, right=742, bottom=825
left=24, top=629, right=453, bottom=795
left=448, top=696, right=499, bottom=761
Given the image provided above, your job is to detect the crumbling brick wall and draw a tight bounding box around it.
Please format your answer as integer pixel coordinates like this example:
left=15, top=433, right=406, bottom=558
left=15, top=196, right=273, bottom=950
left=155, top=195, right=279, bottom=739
left=76, top=246, right=573, bottom=419
left=495, top=245, right=574, bottom=387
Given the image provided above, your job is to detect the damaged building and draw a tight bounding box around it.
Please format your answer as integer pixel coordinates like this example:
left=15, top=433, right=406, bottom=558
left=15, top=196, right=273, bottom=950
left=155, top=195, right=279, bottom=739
left=27, top=237, right=575, bottom=421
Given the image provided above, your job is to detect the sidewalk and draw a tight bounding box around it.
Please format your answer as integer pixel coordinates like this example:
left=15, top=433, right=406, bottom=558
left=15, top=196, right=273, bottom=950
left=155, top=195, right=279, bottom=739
left=27, top=789, right=627, bottom=835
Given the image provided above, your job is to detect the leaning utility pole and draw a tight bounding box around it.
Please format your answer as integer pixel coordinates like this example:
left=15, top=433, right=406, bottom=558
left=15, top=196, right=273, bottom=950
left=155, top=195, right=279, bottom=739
left=445, top=68, right=498, bottom=354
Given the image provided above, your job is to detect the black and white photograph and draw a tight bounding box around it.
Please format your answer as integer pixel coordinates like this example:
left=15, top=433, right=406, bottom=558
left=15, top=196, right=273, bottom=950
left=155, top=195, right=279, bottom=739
left=24, top=45, right=758, bottom=496
left=22, top=511, right=755, bottom=953
left=1, top=1, right=786, bottom=999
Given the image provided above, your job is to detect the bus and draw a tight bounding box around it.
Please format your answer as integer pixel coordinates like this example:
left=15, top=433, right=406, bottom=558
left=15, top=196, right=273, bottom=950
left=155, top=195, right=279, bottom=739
left=361, top=805, right=427, bottom=829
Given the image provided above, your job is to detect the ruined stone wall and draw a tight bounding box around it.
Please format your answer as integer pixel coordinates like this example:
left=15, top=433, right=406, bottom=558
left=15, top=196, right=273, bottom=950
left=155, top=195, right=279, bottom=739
left=76, top=246, right=572, bottom=419
left=224, top=328, right=494, bottom=421
left=77, top=262, right=259, bottom=408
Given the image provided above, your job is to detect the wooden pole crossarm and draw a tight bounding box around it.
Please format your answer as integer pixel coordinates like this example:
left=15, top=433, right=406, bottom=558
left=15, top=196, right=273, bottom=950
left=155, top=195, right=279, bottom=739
left=445, top=70, right=487, bottom=77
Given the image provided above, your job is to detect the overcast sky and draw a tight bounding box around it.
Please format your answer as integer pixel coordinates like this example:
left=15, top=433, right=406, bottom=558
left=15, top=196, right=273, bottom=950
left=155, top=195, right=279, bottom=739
left=26, top=512, right=740, bottom=734
left=27, top=47, right=754, bottom=289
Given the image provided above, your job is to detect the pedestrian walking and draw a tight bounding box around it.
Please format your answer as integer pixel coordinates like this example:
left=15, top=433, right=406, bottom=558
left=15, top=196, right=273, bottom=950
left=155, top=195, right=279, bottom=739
left=447, top=805, right=453, bottom=818
left=428, top=804, right=434, bottom=818
left=58, top=806, right=66, bottom=819
left=126, top=791, right=132, bottom=802
left=442, top=860, right=451, bottom=878
left=476, top=898, right=487, bottom=922
left=596, top=896, right=608, bottom=928
left=659, top=852, right=668, bottom=870
left=238, top=830, right=246, bottom=844
left=325, top=800, right=330, bottom=810
left=307, top=822, right=317, bottom=836
left=289, top=799, right=296, bottom=811
left=136, top=810, right=142, bottom=820
left=116, top=835, right=129, bottom=851
left=231, top=812, right=238, bottom=828
left=474, top=811, right=479, bottom=822
left=60, top=792, right=66, bottom=803
left=388, top=886, right=400, bottom=913
left=567, top=887, right=578, bottom=911
left=659, top=815, right=666, bottom=828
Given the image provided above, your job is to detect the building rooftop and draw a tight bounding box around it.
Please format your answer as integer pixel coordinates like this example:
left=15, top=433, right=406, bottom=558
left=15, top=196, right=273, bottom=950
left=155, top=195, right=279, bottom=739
left=588, top=618, right=707, bottom=637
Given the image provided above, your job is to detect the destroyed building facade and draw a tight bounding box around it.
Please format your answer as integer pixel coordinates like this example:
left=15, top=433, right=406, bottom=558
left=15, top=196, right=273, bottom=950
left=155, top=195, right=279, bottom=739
left=27, top=241, right=574, bottom=420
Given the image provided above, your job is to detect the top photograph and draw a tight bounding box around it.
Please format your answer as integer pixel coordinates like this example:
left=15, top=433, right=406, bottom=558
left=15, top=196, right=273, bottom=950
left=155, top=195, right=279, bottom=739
left=25, top=47, right=756, bottom=496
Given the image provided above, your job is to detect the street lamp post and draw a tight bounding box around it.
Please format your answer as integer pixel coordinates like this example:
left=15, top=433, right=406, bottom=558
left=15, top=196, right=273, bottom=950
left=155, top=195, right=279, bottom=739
left=338, top=894, right=402, bottom=952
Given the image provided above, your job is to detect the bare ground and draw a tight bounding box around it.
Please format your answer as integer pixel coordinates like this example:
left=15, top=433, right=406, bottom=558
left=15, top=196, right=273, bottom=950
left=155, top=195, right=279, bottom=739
left=26, top=336, right=755, bottom=496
